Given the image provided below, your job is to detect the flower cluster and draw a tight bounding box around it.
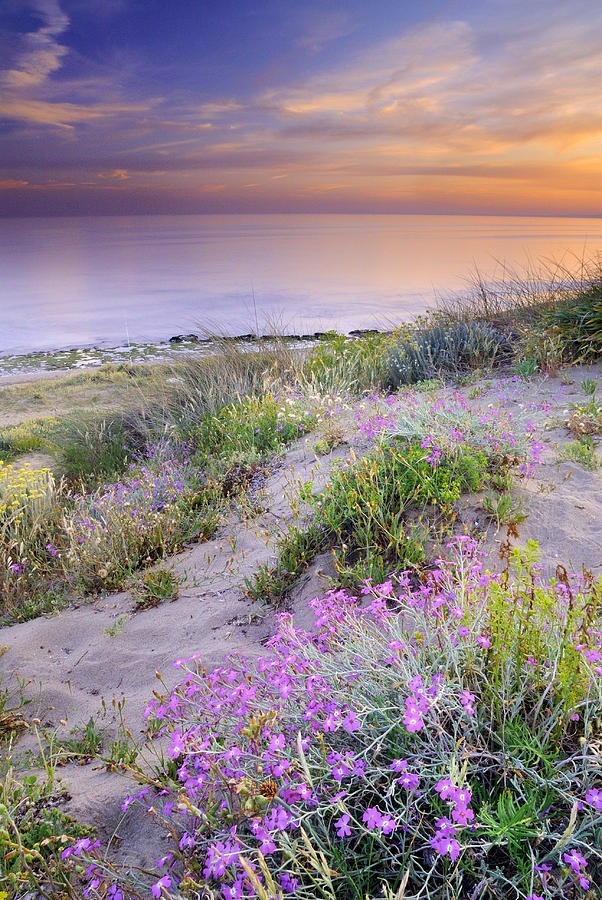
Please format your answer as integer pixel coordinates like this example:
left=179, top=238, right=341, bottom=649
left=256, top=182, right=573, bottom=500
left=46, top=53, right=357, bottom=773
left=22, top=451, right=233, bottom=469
left=66, top=537, right=602, bottom=899
left=0, top=461, right=55, bottom=531
left=61, top=456, right=193, bottom=589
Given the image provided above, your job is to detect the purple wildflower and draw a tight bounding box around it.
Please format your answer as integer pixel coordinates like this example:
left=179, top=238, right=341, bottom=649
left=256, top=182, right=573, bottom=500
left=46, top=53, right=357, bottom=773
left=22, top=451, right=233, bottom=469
left=334, top=814, right=352, bottom=838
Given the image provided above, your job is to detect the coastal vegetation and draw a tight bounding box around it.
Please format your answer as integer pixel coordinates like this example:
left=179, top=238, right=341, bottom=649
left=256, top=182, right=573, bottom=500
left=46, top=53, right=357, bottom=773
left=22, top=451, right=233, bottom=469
left=1, top=263, right=601, bottom=899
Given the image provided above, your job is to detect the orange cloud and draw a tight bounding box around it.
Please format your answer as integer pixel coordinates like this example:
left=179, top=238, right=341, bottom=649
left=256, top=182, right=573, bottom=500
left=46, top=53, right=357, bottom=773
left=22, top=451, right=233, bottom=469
left=0, top=179, right=29, bottom=189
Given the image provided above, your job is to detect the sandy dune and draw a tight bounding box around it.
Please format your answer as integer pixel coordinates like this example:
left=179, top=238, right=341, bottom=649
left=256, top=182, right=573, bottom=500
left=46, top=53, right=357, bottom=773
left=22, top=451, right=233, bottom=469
left=1, top=363, right=601, bottom=878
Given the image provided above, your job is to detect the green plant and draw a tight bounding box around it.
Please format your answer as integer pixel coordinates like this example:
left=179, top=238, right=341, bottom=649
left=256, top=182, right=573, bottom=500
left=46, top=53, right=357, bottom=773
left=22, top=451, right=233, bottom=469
left=192, top=393, right=316, bottom=466
left=0, top=663, right=28, bottom=744
left=146, top=338, right=304, bottom=442
left=104, top=614, right=129, bottom=637
left=515, top=325, right=566, bottom=376
left=313, top=419, right=346, bottom=456
left=566, top=393, right=602, bottom=437
left=387, top=321, right=510, bottom=388
left=485, top=539, right=601, bottom=722
left=131, top=566, right=180, bottom=610
left=303, top=331, right=395, bottom=395
left=57, top=716, right=105, bottom=763
left=0, top=417, right=56, bottom=462
left=61, top=454, right=215, bottom=594
left=245, top=523, right=324, bottom=604
left=560, top=437, right=600, bottom=470
left=545, top=288, right=602, bottom=362
left=482, top=489, right=527, bottom=528
left=0, top=461, right=64, bottom=614
left=248, top=439, right=491, bottom=599
left=51, top=412, right=146, bottom=487
left=99, top=697, right=140, bottom=772
left=1, top=730, right=92, bottom=897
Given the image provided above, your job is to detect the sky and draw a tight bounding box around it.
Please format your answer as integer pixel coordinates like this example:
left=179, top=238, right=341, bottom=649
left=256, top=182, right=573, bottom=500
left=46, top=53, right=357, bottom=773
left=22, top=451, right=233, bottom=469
left=1, top=0, right=602, bottom=217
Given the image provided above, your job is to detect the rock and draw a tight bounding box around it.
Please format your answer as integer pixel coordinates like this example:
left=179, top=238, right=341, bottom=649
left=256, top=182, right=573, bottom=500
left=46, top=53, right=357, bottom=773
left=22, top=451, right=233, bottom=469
left=169, top=333, right=201, bottom=343
left=348, top=328, right=380, bottom=337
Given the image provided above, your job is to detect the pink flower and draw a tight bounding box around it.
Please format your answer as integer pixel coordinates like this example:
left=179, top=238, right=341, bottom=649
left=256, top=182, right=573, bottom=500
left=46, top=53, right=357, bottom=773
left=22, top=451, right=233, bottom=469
left=585, top=787, right=602, bottom=810
left=362, top=806, right=382, bottom=830
left=459, top=690, right=475, bottom=715
left=435, top=778, right=456, bottom=801
left=334, top=814, right=352, bottom=838
left=398, top=772, right=420, bottom=791
left=451, top=804, right=475, bottom=825
left=151, top=875, right=172, bottom=898
left=563, top=849, right=587, bottom=873
left=430, top=833, right=461, bottom=861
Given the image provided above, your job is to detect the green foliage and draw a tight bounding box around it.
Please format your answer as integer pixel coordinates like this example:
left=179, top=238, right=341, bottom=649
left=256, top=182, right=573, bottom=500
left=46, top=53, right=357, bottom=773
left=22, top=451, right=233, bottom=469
left=482, top=489, right=527, bottom=527
left=320, top=441, right=488, bottom=583
left=153, top=340, right=304, bottom=440
left=51, top=413, right=145, bottom=487
left=57, top=716, right=105, bottom=763
left=193, top=393, right=315, bottom=464
left=513, top=322, right=568, bottom=376
left=247, top=439, right=490, bottom=600
left=97, top=539, right=602, bottom=900
left=561, top=437, right=600, bottom=470
left=514, top=356, right=539, bottom=378
left=545, top=288, right=602, bottom=361
left=482, top=539, right=601, bottom=724
left=0, top=461, right=64, bottom=616
left=1, top=758, right=91, bottom=897
left=387, top=321, right=511, bottom=388
left=303, top=331, right=396, bottom=395
left=245, top=523, right=324, bottom=604
left=60, top=454, right=218, bottom=595
left=131, top=566, right=180, bottom=610
left=566, top=386, right=602, bottom=438
left=0, top=417, right=55, bottom=463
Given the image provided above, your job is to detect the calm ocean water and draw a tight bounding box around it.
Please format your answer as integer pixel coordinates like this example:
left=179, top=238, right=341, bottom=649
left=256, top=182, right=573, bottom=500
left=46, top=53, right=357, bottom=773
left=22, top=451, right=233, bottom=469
left=1, top=213, right=601, bottom=356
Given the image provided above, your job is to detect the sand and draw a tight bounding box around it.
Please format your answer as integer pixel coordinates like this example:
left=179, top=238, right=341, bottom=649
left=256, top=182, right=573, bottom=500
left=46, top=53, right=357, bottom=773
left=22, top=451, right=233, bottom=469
left=1, top=362, right=601, bottom=879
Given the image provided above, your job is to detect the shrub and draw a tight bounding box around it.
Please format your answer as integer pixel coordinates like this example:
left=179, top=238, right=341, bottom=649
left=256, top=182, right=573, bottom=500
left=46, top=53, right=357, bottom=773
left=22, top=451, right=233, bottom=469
left=249, top=389, right=540, bottom=602
left=545, top=290, right=602, bottom=362
left=61, top=455, right=215, bottom=593
left=0, top=417, right=56, bottom=463
left=303, top=331, right=396, bottom=395
left=51, top=413, right=146, bottom=487
left=193, top=394, right=316, bottom=465
left=1, top=735, right=92, bottom=897
left=131, top=567, right=180, bottom=610
left=152, top=341, right=304, bottom=441
left=73, top=538, right=602, bottom=899
left=0, top=462, right=62, bottom=612
left=387, top=321, right=511, bottom=388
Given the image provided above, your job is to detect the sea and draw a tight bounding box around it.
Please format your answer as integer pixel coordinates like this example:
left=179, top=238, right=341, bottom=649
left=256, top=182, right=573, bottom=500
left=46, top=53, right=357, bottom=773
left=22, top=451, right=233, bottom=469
left=1, top=213, right=601, bottom=357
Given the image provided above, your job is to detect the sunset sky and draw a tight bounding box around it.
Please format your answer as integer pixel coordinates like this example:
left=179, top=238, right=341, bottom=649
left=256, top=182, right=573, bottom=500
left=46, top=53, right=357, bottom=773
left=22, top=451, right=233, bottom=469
left=1, top=0, right=602, bottom=217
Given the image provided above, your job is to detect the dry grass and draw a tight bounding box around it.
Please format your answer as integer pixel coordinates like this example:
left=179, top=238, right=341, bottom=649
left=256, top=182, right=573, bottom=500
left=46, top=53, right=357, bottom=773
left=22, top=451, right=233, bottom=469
left=435, top=252, right=602, bottom=326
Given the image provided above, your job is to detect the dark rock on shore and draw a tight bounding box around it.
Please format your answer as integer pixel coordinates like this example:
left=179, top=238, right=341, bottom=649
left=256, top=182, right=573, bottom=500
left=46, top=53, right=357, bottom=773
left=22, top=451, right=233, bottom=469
left=169, top=333, right=205, bottom=343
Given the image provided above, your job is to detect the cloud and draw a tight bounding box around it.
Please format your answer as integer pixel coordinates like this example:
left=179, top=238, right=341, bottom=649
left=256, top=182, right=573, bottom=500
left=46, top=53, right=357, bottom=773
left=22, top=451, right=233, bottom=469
left=2, top=0, right=602, bottom=215
left=257, top=3, right=602, bottom=158
left=98, top=168, right=130, bottom=180
left=0, top=97, right=155, bottom=129
left=1, top=0, right=69, bottom=89
left=0, top=178, right=29, bottom=189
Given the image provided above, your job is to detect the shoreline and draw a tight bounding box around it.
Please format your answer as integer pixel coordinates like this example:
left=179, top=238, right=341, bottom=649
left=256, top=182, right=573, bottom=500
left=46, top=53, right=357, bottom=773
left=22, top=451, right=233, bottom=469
left=0, top=328, right=383, bottom=381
